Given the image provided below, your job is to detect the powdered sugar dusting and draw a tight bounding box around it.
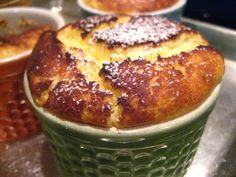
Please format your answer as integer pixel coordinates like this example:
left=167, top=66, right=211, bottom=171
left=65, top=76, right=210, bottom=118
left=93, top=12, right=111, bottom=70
left=73, top=15, right=118, bottom=38
left=93, top=16, right=186, bottom=48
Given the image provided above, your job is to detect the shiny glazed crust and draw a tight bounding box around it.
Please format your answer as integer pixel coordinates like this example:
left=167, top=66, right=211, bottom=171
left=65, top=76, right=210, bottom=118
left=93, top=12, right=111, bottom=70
left=27, top=16, right=224, bottom=128
left=0, top=26, right=51, bottom=59
left=83, top=0, right=178, bottom=14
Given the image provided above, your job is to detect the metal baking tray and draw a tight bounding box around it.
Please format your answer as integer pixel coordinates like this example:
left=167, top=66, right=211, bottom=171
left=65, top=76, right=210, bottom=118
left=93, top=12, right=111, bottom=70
left=0, top=14, right=235, bottom=177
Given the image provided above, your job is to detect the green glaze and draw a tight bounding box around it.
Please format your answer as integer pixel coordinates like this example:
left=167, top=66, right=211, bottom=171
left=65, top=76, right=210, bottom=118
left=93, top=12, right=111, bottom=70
left=24, top=74, right=220, bottom=177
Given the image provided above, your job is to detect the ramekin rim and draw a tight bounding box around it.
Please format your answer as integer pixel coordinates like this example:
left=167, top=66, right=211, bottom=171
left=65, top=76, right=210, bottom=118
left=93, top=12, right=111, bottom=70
left=0, top=7, right=65, bottom=64
left=77, top=0, right=187, bottom=15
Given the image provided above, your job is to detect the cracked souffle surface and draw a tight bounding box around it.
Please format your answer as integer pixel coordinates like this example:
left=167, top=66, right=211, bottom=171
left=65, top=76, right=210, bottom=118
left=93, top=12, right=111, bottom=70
left=27, top=15, right=224, bottom=128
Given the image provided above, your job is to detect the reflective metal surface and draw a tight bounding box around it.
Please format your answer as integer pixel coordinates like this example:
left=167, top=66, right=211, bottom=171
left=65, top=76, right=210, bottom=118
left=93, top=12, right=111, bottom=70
left=0, top=12, right=235, bottom=177
left=186, top=59, right=236, bottom=177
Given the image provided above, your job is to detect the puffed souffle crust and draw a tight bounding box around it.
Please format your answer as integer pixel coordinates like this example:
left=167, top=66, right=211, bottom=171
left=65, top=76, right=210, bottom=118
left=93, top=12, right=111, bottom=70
left=82, top=0, right=178, bottom=14
left=0, top=25, right=51, bottom=59
left=27, top=15, right=224, bottom=128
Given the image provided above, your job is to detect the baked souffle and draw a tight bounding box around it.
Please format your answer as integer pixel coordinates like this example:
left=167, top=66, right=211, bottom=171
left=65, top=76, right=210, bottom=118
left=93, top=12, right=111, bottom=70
left=0, top=20, right=51, bottom=59
left=27, top=15, right=224, bottom=128
left=82, top=0, right=178, bottom=14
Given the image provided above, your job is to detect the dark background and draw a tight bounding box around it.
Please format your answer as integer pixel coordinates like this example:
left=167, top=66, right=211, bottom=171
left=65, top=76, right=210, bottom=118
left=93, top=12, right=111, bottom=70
left=184, top=0, right=236, bottom=30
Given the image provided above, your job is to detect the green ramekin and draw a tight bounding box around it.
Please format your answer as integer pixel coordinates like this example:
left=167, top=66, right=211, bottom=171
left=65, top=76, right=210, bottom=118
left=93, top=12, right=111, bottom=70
left=24, top=73, right=221, bottom=177
left=77, top=0, right=187, bottom=20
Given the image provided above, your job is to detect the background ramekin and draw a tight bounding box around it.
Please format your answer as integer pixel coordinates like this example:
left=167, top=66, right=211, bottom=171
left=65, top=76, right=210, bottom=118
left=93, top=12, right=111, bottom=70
left=0, top=7, right=65, bottom=67
left=0, top=7, right=64, bottom=142
left=77, top=0, right=187, bottom=20
left=24, top=72, right=221, bottom=177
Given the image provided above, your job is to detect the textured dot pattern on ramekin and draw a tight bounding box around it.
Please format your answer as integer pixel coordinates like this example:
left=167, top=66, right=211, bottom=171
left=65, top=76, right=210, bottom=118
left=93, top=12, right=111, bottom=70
left=41, top=113, right=208, bottom=177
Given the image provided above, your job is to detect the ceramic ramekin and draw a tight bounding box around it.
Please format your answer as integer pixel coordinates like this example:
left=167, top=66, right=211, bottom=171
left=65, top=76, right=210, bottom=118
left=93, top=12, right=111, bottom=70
left=24, top=72, right=221, bottom=177
left=0, top=7, right=64, bottom=142
left=0, top=7, right=65, bottom=66
left=77, top=0, right=187, bottom=20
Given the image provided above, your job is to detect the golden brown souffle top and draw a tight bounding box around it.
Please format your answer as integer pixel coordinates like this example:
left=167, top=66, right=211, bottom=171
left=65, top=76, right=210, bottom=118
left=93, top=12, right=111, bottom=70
left=83, top=0, right=178, bottom=14
left=0, top=25, right=51, bottom=59
left=27, top=15, right=224, bottom=128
